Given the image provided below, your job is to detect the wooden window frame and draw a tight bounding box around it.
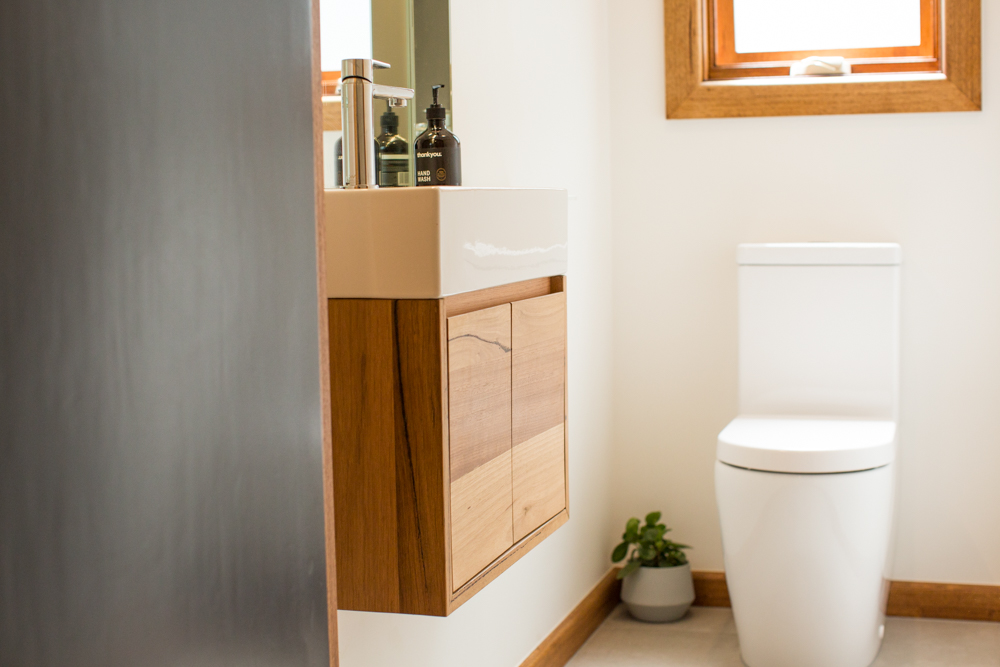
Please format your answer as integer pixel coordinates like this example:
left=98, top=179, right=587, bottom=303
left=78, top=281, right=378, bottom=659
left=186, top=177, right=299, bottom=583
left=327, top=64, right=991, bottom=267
left=665, top=0, right=981, bottom=119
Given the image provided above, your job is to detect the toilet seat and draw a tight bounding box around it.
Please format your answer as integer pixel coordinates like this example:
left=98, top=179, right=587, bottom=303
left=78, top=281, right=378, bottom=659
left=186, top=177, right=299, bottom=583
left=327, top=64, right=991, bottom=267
left=717, top=417, right=895, bottom=474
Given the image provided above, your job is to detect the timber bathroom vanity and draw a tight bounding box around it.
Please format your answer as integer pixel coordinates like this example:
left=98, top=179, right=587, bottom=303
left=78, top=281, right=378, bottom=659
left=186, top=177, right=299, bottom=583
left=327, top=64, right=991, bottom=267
left=326, top=187, right=569, bottom=616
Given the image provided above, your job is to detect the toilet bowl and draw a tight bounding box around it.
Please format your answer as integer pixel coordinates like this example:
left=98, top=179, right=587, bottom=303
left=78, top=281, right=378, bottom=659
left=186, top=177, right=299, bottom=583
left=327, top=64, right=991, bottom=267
left=716, top=418, right=896, bottom=667
left=717, top=243, right=901, bottom=667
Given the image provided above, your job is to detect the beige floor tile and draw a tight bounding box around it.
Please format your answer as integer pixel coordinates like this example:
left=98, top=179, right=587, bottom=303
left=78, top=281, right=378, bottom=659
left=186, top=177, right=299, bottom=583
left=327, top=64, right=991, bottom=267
left=567, top=605, right=1000, bottom=667
left=872, top=616, right=1000, bottom=667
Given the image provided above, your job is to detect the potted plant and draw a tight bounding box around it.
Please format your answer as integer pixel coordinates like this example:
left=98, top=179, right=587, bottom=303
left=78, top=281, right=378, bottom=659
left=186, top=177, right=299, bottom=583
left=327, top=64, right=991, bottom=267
left=611, top=512, right=695, bottom=622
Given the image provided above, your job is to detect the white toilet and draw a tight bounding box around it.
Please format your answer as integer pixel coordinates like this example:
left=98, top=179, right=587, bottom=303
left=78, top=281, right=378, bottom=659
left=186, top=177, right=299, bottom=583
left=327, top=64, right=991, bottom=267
left=716, top=243, right=901, bottom=667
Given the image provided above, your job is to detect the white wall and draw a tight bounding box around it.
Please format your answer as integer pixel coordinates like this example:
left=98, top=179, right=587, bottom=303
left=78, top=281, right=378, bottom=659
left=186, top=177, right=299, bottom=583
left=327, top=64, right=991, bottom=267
left=319, top=0, right=372, bottom=71
left=609, top=0, right=1000, bottom=586
left=336, top=1, right=617, bottom=666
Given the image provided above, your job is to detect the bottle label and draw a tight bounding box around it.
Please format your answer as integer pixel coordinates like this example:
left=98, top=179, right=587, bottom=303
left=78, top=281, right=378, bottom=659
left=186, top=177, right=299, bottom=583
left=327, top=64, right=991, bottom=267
left=415, top=149, right=460, bottom=186
left=378, top=154, right=409, bottom=188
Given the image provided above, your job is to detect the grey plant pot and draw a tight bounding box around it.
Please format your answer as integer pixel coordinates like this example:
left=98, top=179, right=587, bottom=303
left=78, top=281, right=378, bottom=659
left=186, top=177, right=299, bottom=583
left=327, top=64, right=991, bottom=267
left=620, top=562, right=695, bottom=623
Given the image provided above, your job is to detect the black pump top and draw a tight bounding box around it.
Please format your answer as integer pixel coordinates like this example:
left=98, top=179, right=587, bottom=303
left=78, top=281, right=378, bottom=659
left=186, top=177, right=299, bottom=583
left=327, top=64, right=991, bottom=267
left=380, top=101, right=399, bottom=134
left=425, top=84, right=447, bottom=121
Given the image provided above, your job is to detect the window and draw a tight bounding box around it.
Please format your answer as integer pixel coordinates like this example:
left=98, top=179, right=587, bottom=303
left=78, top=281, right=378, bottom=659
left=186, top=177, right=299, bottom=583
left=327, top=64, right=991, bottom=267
left=664, top=0, right=980, bottom=118
left=710, top=0, right=938, bottom=79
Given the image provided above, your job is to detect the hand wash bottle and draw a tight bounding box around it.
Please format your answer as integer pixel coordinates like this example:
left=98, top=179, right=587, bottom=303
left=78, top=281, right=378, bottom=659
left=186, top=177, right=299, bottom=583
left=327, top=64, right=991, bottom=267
left=414, top=84, right=460, bottom=186
left=376, top=102, right=410, bottom=187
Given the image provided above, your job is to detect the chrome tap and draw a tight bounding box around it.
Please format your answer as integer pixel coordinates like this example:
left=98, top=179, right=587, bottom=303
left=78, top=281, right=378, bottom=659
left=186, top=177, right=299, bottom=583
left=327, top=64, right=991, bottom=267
left=340, top=59, right=415, bottom=189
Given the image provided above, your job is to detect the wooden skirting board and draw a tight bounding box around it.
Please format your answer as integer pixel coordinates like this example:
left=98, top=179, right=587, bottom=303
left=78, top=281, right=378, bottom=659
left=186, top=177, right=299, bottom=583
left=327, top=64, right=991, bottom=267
left=691, top=571, right=730, bottom=608
left=692, top=571, right=1000, bottom=623
left=521, top=569, right=1000, bottom=667
left=886, top=580, right=1000, bottom=623
left=519, top=569, right=622, bottom=667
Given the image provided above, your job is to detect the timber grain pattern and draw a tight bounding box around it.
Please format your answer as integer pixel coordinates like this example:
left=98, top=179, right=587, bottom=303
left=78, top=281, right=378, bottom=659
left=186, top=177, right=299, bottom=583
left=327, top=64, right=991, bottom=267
left=327, top=276, right=568, bottom=616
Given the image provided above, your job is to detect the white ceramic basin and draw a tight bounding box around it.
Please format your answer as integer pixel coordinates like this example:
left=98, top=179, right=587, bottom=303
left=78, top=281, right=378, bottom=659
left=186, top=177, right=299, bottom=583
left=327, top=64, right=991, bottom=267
left=324, top=187, right=568, bottom=299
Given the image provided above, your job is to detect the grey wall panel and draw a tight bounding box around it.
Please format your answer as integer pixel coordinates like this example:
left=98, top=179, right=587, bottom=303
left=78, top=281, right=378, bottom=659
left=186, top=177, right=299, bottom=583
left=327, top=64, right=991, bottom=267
left=0, top=2, right=329, bottom=666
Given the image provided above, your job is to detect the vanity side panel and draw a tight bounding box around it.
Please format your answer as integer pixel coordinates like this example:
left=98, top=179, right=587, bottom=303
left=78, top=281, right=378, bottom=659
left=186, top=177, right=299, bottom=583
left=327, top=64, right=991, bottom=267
left=328, top=298, right=450, bottom=615
left=328, top=300, right=401, bottom=612
left=393, top=300, right=449, bottom=616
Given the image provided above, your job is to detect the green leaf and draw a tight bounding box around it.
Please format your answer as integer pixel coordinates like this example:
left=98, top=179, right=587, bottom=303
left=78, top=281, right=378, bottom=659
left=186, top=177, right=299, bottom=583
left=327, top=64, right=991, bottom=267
left=624, top=519, right=640, bottom=542
left=618, top=559, right=641, bottom=579
left=616, top=514, right=692, bottom=570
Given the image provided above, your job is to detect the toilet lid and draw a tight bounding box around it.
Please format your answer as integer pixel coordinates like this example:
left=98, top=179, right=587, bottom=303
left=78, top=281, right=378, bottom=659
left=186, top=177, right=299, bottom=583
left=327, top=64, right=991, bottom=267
left=717, top=417, right=896, bottom=474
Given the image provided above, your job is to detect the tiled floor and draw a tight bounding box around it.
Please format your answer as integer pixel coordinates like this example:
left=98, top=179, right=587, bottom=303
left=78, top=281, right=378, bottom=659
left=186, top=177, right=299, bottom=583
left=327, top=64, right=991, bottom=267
left=567, top=605, right=1000, bottom=666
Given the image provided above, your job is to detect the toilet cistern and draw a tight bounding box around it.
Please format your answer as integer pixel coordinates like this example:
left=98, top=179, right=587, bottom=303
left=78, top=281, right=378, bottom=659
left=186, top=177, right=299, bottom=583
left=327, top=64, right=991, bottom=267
left=340, top=58, right=414, bottom=190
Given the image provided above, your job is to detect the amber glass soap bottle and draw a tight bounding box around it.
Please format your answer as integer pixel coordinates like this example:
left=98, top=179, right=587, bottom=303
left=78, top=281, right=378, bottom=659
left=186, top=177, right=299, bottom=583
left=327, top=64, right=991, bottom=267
left=376, top=102, right=410, bottom=187
left=414, top=84, right=461, bottom=186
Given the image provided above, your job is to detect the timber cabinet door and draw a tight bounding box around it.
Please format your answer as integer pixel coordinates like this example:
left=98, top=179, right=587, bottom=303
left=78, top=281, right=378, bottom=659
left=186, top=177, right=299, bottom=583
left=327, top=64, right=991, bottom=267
left=511, top=292, right=568, bottom=541
left=447, top=304, right=514, bottom=590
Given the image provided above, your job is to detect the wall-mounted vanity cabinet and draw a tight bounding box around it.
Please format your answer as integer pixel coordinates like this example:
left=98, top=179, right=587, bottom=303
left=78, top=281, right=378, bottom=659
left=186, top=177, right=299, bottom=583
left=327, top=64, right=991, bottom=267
left=325, top=187, right=568, bottom=616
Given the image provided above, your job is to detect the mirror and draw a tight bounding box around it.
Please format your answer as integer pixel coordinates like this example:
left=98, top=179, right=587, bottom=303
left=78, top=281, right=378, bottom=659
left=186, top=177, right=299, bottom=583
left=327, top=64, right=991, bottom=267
left=320, top=0, right=454, bottom=189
